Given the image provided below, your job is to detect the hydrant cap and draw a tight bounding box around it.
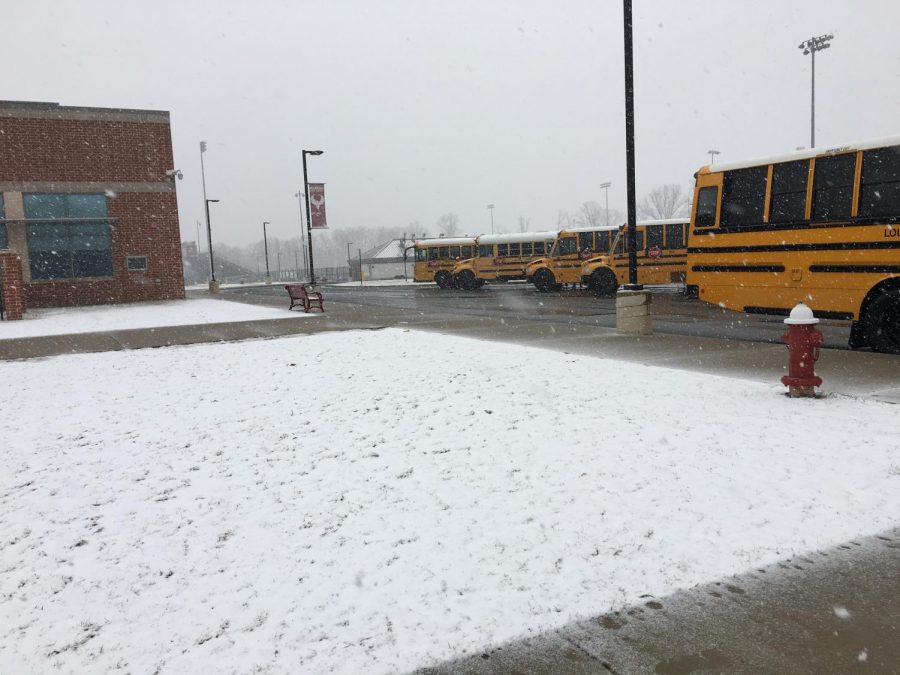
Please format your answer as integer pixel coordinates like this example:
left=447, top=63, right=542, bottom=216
left=784, top=302, right=819, bottom=325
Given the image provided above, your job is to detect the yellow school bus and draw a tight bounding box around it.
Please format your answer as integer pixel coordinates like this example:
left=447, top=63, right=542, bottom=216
left=687, top=137, right=900, bottom=353
left=580, top=219, right=690, bottom=295
left=412, top=237, right=477, bottom=288
left=525, top=225, right=619, bottom=292
left=452, top=231, right=558, bottom=290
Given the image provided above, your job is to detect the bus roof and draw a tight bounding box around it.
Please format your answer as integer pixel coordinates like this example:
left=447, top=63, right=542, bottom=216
left=476, top=231, right=558, bottom=245
left=698, top=135, right=900, bottom=175
left=414, top=237, right=477, bottom=247
left=634, top=218, right=689, bottom=226
left=559, top=225, right=621, bottom=234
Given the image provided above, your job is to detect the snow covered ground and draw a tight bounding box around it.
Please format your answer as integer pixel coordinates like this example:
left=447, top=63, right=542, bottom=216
left=0, top=299, right=312, bottom=340
left=1, top=329, right=898, bottom=674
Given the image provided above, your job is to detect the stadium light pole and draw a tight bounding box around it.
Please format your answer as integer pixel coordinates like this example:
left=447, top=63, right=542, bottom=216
left=798, top=33, right=833, bottom=149
left=262, top=221, right=272, bottom=284
left=622, top=0, right=639, bottom=289
left=600, top=182, right=612, bottom=227
left=302, top=150, right=324, bottom=284
left=487, top=204, right=495, bottom=234
left=205, top=198, right=220, bottom=287
left=707, top=149, right=720, bottom=165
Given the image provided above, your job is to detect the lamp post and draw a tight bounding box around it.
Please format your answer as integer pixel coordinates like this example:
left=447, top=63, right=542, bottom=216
left=707, top=149, right=720, bottom=165
left=622, top=0, right=639, bottom=290
left=346, top=242, right=353, bottom=281
left=262, top=221, right=272, bottom=284
left=205, top=198, right=220, bottom=291
left=600, top=182, right=612, bottom=227
left=295, top=190, right=309, bottom=281
left=798, top=34, right=833, bottom=149
left=302, top=149, right=324, bottom=285
left=487, top=204, right=495, bottom=234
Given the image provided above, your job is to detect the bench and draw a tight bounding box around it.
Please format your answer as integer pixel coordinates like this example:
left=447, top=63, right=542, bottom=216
left=285, top=284, right=325, bottom=313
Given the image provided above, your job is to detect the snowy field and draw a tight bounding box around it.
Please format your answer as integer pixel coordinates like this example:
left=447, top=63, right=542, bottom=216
left=0, top=299, right=312, bottom=340
left=1, top=330, right=898, bottom=674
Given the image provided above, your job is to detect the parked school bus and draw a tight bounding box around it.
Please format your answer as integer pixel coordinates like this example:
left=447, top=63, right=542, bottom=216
left=687, top=137, right=900, bottom=353
left=412, top=237, right=477, bottom=288
left=451, top=231, right=557, bottom=290
left=525, top=225, right=619, bottom=292
left=580, top=219, right=690, bottom=295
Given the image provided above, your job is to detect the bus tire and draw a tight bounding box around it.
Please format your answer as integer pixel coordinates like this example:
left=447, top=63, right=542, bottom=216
left=434, top=271, right=453, bottom=289
left=589, top=268, right=618, bottom=296
left=457, top=270, right=479, bottom=291
left=864, top=289, right=900, bottom=354
left=533, top=269, right=556, bottom=293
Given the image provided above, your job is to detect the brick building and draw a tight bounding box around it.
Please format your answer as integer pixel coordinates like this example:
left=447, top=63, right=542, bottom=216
left=0, top=100, right=184, bottom=310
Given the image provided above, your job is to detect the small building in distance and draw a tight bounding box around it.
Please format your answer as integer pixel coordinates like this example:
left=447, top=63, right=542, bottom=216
left=350, top=239, right=412, bottom=281
left=0, top=100, right=184, bottom=309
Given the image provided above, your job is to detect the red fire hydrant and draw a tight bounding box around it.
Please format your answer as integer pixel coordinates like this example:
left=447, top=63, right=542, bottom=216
left=781, top=302, right=823, bottom=398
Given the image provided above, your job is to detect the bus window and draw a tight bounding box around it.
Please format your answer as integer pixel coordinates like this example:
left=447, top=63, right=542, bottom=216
left=461, top=245, right=473, bottom=258
left=498, top=244, right=509, bottom=256
left=664, top=223, right=685, bottom=249
left=415, top=248, right=427, bottom=262
left=438, top=246, right=449, bottom=259
left=596, top=230, right=612, bottom=252
left=695, top=186, right=718, bottom=227
left=645, top=224, right=663, bottom=251
left=508, top=243, right=521, bottom=257
left=721, top=166, right=767, bottom=226
left=521, top=242, right=532, bottom=256
left=449, top=246, right=461, bottom=259
left=534, top=242, right=545, bottom=255
left=428, top=248, right=438, bottom=261
left=812, top=154, right=856, bottom=221
left=556, top=237, right=577, bottom=256
left=769, top=160, right=809, bottom=223
left=478, top=244, right=492, bottom=257
left=859, top=146, right=900, bottom=218
left=578, top=232, right=593, bottom=251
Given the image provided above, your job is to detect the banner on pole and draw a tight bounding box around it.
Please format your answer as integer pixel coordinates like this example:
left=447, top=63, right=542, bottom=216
left=309, top=183, right=328, bottom=229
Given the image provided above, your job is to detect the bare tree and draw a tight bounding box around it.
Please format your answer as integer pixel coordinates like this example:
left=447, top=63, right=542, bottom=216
left=518, top=215, right=531, bottom=232
left=436, top=212, right=460, bottom=236
left=638, top=184, right=691, bottom=220
left=575, top=201, right=604, bottom=228
left=556, top=210, right=573, bottom=228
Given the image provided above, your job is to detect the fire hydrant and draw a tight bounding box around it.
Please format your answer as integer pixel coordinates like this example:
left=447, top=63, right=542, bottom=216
left=781, top=302, right=823, bottom=398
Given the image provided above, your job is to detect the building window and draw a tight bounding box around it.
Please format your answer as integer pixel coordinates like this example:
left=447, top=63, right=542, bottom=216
left=721, top=166, right=767, bottom=227
left=694, top=186, right=718, bottom=227
left=769, top=160, right=809, bottom=223
left=858, top=145, right=900, bottom=219
left=24, top=194, right=113, bottom=280
left=811, top=154, right=856, bottom=222
left=127, top=255, right=148, bottom=271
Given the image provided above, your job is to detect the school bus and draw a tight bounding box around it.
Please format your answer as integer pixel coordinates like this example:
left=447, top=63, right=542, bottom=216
left=525, top=225, right=619, bottom=292
left=580, top=219, right=690, bottom=295
left=451, top=231, right=558, bottom=290
left=687, top=137, right=900, bottom=353
left=412, top=237, right=477, bottom=288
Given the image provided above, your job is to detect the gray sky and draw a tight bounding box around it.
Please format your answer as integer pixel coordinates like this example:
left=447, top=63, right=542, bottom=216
left=6, top=0, right=900, bottom=245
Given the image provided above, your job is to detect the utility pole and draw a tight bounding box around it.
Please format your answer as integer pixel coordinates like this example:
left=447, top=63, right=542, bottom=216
left=798, top=34, right=834, bottom=149
left=707, top=149, right=720, bottom=165
left=600, top=182, right=611, bottom=228
left=199, top=141, right=218, bottom=292
left=263, top=221, right=272, bottom=284
left=487, top=204, right=495, bottom=234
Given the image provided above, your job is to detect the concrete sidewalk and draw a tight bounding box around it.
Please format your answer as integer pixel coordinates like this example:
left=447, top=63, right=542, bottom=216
left=3, top=294, right=898, bottom=403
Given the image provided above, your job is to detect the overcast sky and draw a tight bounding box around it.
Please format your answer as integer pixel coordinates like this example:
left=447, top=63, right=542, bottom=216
left=6, top=0, right=900, bottom=245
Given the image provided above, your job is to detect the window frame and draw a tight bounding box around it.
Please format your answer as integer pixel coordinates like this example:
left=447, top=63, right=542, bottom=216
left=694, top=186, right=719, bottom=228
left=811, top=153, right=856, bottom=222
left=127, top=255, right=148, bottom=272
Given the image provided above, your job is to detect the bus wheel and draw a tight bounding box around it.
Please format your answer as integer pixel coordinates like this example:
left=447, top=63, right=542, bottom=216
left=589, top=269, right=618, bottom=296
left=434, top=271, right=452, bottom=289
left=533, top=269, right=556, bottom=292
left=865, top=289, right=900, bottom=354
left=457, top=270, right=479, bottom=291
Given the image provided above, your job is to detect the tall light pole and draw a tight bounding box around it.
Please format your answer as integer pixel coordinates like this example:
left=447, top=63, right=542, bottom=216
left=600, top=182, right=612, bottom=227
left=262, top=221, right=272, bottom=284
left=295, top=190, right=309, bottom=281
left=346, top=241, right=353, bottom=281
left=302, top=149, right=324, bottom=284
left=707, top=149, right=720, bottom=165
left=487, top=204, right=495, bottom=234
left=622, top=0, right=639, bottom=289
left=199, top=141, right=217, bottom=292
left=205, top=198, right=220, bottom=288
left=798, top=33, right=833, bottom=149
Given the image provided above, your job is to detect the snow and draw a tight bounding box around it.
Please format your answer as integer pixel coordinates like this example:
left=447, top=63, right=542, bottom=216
left=0, top=299, right=312, bottom=340
left=1, top=329, right=898, bottom=674
left=477, top=230, right=558, bottom=245
left=331, top=278, right=432, bottom=287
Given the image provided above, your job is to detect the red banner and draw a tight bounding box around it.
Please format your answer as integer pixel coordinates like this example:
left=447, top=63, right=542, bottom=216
left=308, top=183, right=328, bottom=229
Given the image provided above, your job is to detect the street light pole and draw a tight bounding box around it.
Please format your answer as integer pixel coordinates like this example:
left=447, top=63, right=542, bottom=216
left=295, top=190, right=309, bottom=281
left=204, top=198, right=220, bottom=289
left=487, top=204, right=495, bottom=234
left=600, top=182, right=611, bottom=228
left=347, top=242, right=353, bottom=281
left=799, top=34, right=833, bottom=149
left=707, top=149, right=720, bottom=165
left=262, top=221, right=272, bottom=284
left=302, top=149, right=324, bottom=285
left=622, top=0, right=639, bottom=290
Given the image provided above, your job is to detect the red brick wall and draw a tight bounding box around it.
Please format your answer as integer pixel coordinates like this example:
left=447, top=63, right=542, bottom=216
left=0, top=251, right=26, bottom=320
left=0, top=117, right=174, bottom=183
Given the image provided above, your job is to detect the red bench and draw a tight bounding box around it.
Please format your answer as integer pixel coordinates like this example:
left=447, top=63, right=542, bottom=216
left=285, top=284, right=325, bottom=313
